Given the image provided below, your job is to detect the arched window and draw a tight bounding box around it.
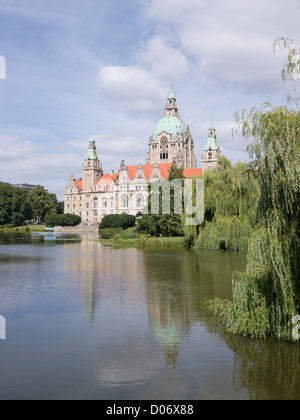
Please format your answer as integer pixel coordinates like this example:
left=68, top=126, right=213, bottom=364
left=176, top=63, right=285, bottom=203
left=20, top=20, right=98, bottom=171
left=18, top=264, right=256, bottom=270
left=122, top=195, right=128, bottom=208
left=136, top=195, right=144, bottom=208
left=102, top=199, right=107, bottom=209
left=110, top=197, right=114, bottom=209
left=93, top=198, right=98, bottom=208
left=86, top=203, right=89, bottom=209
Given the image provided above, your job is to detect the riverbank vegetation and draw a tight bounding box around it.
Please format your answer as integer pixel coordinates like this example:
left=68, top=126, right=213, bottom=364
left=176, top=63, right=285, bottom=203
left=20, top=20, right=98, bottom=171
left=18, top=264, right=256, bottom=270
left=0, top=224, right=46, bottom=233
left=98, top=225, right=185, bottom=248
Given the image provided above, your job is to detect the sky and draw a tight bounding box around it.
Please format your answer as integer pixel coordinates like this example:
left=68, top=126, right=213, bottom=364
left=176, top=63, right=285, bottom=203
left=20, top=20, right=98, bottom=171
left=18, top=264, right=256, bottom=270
left=0, top=0, right=299, bottom=200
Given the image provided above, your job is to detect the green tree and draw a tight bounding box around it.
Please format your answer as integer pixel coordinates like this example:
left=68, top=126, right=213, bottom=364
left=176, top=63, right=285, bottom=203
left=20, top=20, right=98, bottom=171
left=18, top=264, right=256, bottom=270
left=137, top=165, right=185, bottom=237
left=27, top=186, right=58, bottom=222
left=184, top=159, right=260, bottom=250
left=0, top=182, right=31, bottom=226
left=168, top=164, right=185, bottom=181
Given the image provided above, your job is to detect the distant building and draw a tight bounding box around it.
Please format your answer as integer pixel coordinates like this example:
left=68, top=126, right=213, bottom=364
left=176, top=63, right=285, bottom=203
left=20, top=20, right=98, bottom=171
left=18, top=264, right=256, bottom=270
left=64, top=86, right=221, bottom=225
left=12, top=183, right=43, bottom=191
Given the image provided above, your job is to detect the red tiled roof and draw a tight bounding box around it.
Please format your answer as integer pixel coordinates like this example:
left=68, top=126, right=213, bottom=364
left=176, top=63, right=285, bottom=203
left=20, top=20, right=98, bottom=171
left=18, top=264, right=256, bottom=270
left=126, top=166, right=138, bottom=180
left=100, top=173, right=119, bottom=181
left=183, top=168, right=202, bottom=178
left=158, top=163, right=173, bottom=178
left=74, top=179, right=82, bottom=191
left=99, top=165, right=202, bottom=182
left=142, top=164, right=154, bottom=179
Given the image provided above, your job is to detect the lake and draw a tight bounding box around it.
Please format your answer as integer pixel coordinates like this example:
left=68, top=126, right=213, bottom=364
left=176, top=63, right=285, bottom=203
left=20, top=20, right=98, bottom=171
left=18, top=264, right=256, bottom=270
left=0, top=232, right=299, bottom=400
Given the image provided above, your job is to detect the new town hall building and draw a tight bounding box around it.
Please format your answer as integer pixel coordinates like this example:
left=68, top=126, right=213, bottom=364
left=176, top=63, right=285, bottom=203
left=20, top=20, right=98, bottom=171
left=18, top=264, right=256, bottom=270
left=64, top=87, right=221, bottom=225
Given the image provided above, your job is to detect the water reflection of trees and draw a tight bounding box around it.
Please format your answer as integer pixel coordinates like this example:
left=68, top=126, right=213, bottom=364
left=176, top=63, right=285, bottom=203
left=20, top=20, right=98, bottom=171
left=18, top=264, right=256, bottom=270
left=143, top=249, right=300, bottom=399
left=226, top=334, right=300, bottom=400
left=204, top=315, right=300, bottom=400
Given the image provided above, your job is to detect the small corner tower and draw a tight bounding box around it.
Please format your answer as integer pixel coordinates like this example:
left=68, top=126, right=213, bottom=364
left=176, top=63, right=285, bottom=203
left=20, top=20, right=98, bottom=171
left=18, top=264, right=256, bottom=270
left=201, top=124, right=221, bottom=173
left=82, top=138, right=103, bottom=192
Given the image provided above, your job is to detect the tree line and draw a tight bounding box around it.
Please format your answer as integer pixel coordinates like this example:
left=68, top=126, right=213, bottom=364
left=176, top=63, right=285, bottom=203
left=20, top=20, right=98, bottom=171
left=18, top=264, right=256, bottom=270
left=0, top=183, right=64, bottom=226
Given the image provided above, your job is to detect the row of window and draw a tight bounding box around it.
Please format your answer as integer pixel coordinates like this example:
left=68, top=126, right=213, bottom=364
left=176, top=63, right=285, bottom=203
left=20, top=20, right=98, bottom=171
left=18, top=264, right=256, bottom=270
left=66, top=195, right=144, bottom=210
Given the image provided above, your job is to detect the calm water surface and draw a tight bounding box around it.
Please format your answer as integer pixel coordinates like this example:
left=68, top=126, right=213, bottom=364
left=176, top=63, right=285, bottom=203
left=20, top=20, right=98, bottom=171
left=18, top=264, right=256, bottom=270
left=0, top=232, right=299, bottom=400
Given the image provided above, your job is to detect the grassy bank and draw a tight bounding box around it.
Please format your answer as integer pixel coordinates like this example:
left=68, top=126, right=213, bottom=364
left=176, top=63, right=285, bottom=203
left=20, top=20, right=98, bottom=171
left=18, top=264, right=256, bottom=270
left=98, top=233, right=186, bottom=248
left=0, top=225, right=47, bottom=233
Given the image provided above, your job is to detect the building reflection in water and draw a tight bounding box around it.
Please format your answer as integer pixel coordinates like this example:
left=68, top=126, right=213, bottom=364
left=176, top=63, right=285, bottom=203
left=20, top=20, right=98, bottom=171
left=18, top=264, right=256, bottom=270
left=63, top=243, right=246, bottom=376
left=62, top=243, right=300, bottom=398
left=145, top=262, right=192, bottom=374
left=63, top=242, right=147, bottom=323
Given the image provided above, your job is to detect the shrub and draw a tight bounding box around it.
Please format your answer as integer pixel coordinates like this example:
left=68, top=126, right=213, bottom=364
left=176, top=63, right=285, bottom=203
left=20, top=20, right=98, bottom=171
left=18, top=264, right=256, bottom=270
left=45, top=213, right=81, bottom=227
left=99, top=214, right=136, bottom=230
left=98, top=228, right=123, bottom=239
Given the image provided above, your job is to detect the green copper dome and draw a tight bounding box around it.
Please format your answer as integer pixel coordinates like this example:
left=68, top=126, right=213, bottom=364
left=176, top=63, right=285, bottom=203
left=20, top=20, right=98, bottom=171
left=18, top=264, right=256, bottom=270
left=152, top=116, right=187, bottom=142
left=86, top=138, right=98, bottom=160
left=205, top=136, right=219, bottom=151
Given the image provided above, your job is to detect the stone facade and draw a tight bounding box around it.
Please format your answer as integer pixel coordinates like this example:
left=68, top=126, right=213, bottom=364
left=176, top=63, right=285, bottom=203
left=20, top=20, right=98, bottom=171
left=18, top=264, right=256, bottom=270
left=64, top=87, right=220, bottom=225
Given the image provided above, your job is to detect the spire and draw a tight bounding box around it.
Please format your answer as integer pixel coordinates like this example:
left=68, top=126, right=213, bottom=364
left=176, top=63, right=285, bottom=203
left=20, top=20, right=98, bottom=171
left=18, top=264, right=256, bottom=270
left=168, top=83, right=176, bottom=99
left=209, top=114, right=216, bottom=131
left=165, top=84, right=179, bottom=117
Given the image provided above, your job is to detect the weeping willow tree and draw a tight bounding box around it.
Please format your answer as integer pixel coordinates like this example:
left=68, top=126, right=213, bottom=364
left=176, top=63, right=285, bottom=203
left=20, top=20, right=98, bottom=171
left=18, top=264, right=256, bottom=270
left=207, top=38, right=300, bottom=342
left=184, top=157, right=260, bottom=251
left=208, top=102, right=300, bottom=341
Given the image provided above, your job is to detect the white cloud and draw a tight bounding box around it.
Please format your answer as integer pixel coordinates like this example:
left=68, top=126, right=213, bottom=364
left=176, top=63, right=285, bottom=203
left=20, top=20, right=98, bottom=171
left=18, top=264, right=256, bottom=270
left=97, top=66, right=165, bottom=113
left=140, top=35, right=190, bottom=79
left=145, top=0, right=300, bottom=92
left=0, top=133, right=82, bottom=200
left=0, top=134, right=38, bottom=162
